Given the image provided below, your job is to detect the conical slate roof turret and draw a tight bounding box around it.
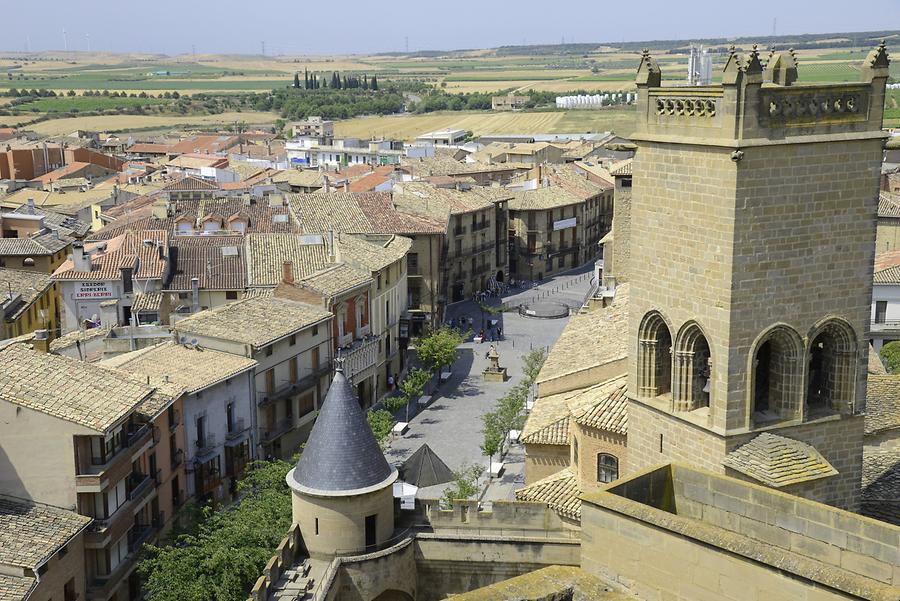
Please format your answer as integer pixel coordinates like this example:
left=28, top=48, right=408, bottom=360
left=399, top=443, right=454, bottom=488
left=288, top=362, right=395, bottom=495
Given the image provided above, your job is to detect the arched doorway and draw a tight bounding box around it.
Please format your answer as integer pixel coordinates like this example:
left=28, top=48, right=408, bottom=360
left=496, top=270, right=504, bottom=283
left=638, top=311, right=672, bottom=398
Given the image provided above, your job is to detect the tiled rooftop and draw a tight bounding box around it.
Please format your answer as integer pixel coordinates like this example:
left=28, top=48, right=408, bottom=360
left=0, top=268, right=52, bottom=321
left=0, top=343, right=150, bottom=432
left=515, top=467, right=581, bottom=520
left=175, top=296, right=331, bottom=349
left=168, top=236, right=246, bottom=291
left=0, top=495, right=90, bottom=571
left=393, top=181, right=509, bottom=219
left=723, top=432, right=838, bottom=488
left=101, top=341, right=257, bottom=394
left=537, top=283, right=629, bottom=384
left=0, top=231, right=72, bottom=256
left=574, top=376, right=629, bottom=435
left=522, top=375, right=628, bottom=445
left=865, top=374, right=900, bottom=435
left=245, top=233, right=330, bottom=287
left=52, top=230, right=169, bottom=281
left=335, top=233, right=412, bottom=273
left=878, top=192, right=900, bottom=218
left=299, top=263, right=371, bottom=297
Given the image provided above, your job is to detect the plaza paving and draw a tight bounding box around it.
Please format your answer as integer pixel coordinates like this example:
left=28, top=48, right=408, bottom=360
left=384, top=264, right=595, bottom=501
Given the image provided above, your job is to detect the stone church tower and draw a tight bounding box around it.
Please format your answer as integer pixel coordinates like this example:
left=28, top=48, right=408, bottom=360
left=286, top=360, right=397, bottom=558
left=625, top=43, right=890, bottom=510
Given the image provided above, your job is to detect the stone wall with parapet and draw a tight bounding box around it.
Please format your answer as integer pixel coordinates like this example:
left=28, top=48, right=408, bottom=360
left=421, top=498, right=580, bottom=538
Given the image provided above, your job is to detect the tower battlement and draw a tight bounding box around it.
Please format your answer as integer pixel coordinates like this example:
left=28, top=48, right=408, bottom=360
left=632, top=42, right=890, bottom=144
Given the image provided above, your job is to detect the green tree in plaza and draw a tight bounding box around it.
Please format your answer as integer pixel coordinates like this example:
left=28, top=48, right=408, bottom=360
left=415, top=326, right=466, bottom=377
left=137, top=459, right=293, bottom=601
left=521, top=347, right=548, bottom=386
left=367, top=409, right=395, bottom=449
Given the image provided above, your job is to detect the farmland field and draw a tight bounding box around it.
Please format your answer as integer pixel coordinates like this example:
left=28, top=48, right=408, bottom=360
left=333, top=108, right=635, bottom=140
left=21, top=111, right=277, bottom=136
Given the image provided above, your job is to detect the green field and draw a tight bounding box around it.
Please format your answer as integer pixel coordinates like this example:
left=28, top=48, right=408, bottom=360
left=14, top=96, right=168, bottom=112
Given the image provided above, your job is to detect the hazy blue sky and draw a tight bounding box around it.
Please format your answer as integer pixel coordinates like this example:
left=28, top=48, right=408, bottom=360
left=4, top=1, right=898, bottom=55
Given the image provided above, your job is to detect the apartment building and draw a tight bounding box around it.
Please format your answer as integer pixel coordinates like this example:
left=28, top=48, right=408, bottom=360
left=285, top=138, right=403, bottom=169
left=0, top=268, right=59, bottom=342
left=101, top=341, right=257, bottom=501
left=0, top=343, right=181, bottom=601
left=289, top=116, right=334, bottom=139
left=334, top=233, right=411, bottom=393
left=52, top=231, right=170, bottom=333
left=0, top=495, right=91, bottom=601
left=508, top=166, right=612, bottom=281
left=172, top=296, right=333, bottom=461
left=394, top=181, right=510, bottom=302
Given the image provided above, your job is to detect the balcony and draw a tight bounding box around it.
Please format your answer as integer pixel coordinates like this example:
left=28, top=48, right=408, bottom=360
left=170, top=448, right=183, bottom=470
left=261, top=418, right=293, bottom=443
left=128, top=523, right=155, bottom=553
left=168, top=410, right=180, bottom=431
left=126, top=423, right=152, bottom=448
left=870, top=319, right=900, bottom=333
left=472, top=220, right=490, bottom=231
left=225, top=418, right=247, bottom=441
left=356, top=323, right=371, bottom=338
left=195, top=434, right=218, bottom=460
left=127, top=472, right=153, bottom=502
left=343, top=334, right=381, bottom=379
left=453, top=225, right=466, bottom=236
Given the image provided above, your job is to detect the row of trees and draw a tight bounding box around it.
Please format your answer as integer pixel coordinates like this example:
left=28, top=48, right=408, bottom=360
left=367, top=327, right=466, bottom=447
left=293, top=69, right=378, bottom=91
left=3, top=88, right=182, bottom=99
left=480, top=348, right=547, bottom=468
left=268, top=86, right=405, bottom=120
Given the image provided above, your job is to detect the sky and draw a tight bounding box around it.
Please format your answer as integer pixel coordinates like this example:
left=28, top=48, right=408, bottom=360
left=3, top=0, right=899, bottom=56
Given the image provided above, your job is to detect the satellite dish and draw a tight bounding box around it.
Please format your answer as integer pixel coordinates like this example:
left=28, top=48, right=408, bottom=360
left=191, top=339, right=198, bottom=345
left=179, top=335, right=187, bottom=343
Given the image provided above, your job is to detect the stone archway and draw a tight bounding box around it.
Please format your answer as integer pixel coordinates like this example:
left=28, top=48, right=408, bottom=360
left=372, top=590, right=414, bottom=601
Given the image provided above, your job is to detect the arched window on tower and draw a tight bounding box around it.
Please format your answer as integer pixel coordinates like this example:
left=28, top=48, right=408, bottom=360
left=750, top=326, right=803, bottom=426
left=597, top=453, right=618, bottom=483
left=807, top=320, right=856, bottom=417
left=638, top=312, right=672, bottom=398
left=673, top=322, right=711, bottom=411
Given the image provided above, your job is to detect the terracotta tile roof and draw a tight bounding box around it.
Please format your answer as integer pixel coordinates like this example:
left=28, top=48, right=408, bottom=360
left=348, top=172, right=391, bottom=192
left=873, top=264, right=900, bottom=284
left=515, top=467, right=581, bottom=520
left=874, top=249, right=900, bottom=272
left=102, top=341, right=256, bottom=394
left=134, top=379, right=184, bottom=421
left=865, top=374, right=900, bottom=434
left=574, top=376, right=628, bottom=435
left=0, top=231, right=72, bottom=256
left=167, top=154, right=227, bottom=170
left=0, top=268, right=53, bottom=322
left=393, top=181, right=508, bottom=219
left=8, top=205, right=91, bottom=238
left=335, top=233, right=412, bottom=273
left=537, top=283, right=629, bottom=385
left=167, top=236, right=245, bottom=291
left=48, top=325, right=111, bottom=353
left=521, top=414, right=570, bottom=445
left=723, top=433, right=838, bottom=488
left=52, top=230, right=168, bottom=281
left=30, top=162, right=96, bottom=185
left=608, top=158, right=632, bottom=176
left=287, top=192, right=444, bottom=235
left=861, top=447, right=900, bottom=525
left=161, top=175, right=219, bottom=192
left=128, top=143, right=172, bottom=154
left=0, top=343, right=151, bottom=432
left=0, top=573, right=35, bottom=601
left=400, top=155, right=522, bottom=178
left=0, top=495, right=90, bottom=571
left=131, top=291, right=164, bottom=313
left=878, top=192, right=900, bottom=218
left=174, top=297, right=331, bottom=349
left=507, top=166, right=605, bottom=211
left=169, top=135, right=239, bottom=155
left=272, top=169, right=328, bottom=189
left=299, top=263, right=371, bottom=297
left=245, top=233, right=330, bottom=287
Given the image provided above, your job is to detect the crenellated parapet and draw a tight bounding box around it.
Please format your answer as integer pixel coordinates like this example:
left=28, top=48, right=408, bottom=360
left=633, top=41, right=890, bottom=145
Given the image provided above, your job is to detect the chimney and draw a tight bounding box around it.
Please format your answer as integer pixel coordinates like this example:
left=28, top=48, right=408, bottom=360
left=282, top=260, right=294, bottom=285
left=26, top=198, right=35, bottom=214
left=72, top=241, right=92, bottom=272
left=32, top=329, right=50, bottom=354
left=324, top=175, right=331, bottom=193
left=343, top=180, right=349, bottom=192
left=190, top=277, right=200, bottom=313
left=328, top=230, right=336, bottom=262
